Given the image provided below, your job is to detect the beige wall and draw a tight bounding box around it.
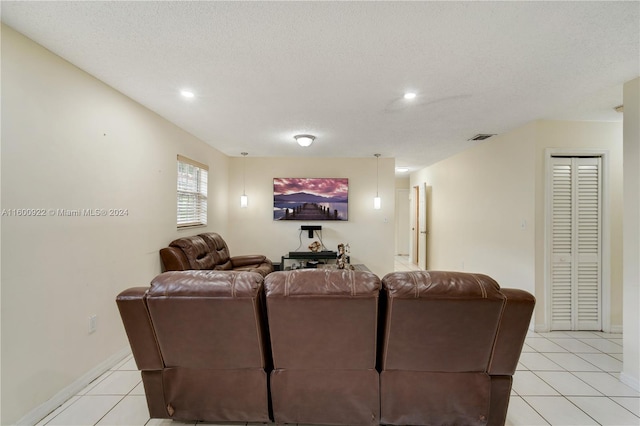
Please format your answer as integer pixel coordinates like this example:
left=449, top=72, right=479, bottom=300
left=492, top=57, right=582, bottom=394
left=622, top=77, right=640, bottom=390
left=226, top=156, right=396, bottom=279
left=1, top=26, right=397, bottom=423
left=412, top=119, right=624, bottom=332
left=395, top=177, right=410, bottom=189
left=411, top=122, right=537, bottom=292
left=1, top=26, right=230, bottom=424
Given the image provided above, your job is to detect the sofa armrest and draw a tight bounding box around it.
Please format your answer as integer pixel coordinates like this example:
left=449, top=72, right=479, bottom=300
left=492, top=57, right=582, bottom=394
left=116, top=287, right=163, bottom=371
left=231, top=255, right=270, bottom=268
left=489, top=288, right=535, bottom=375
left=159, top=246, right=190, bottom=271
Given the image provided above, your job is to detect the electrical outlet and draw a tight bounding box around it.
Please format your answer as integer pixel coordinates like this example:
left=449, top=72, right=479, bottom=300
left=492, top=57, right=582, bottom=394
left=89, top=315, right=98, bottom=334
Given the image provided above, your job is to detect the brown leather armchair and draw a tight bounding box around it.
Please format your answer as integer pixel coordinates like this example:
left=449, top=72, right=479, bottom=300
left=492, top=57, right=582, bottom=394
left=379, top=271, right=535, bottom=426
left=264, top=269, right=382, bottom=425
left=116, top=270, right=272, bottom=423
left=159, top=232, right=273, bottom=276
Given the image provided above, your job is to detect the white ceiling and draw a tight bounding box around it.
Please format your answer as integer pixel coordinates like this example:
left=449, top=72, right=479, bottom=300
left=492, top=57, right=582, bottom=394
left=2, top=1, right=638, bottom=172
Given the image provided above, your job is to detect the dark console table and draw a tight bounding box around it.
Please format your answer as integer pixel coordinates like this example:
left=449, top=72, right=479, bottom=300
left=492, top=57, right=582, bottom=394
left=281, top=251, right=343, bottom=270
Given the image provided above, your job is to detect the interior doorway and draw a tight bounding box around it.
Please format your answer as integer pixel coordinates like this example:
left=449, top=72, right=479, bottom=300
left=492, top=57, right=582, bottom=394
left=412, top=185, right=419, bottom=264
left=395, top=189, right=410, bottom=255
left=411, top=184, right=428, bottom=269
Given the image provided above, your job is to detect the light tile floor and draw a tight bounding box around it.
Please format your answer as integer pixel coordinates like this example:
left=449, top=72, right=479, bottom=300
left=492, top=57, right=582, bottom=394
left=35, top=258, right=639, bottom=425
left=393, top=255, right=423, bottom=272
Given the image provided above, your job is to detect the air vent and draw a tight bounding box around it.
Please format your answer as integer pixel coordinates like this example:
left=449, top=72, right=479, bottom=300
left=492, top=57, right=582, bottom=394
left=468, top=134, right=495, bottom=141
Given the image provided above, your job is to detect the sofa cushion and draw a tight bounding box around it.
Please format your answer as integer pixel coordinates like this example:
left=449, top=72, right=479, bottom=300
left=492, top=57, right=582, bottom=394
left=380, top=271, right=505, bottom=372
left=265, top=270, right=380, bottom=370
left=169, top=235, right=216, bottom=270
left=146, top=270, right=267, bottom=370
left=199, top=232, right=231, bottom=262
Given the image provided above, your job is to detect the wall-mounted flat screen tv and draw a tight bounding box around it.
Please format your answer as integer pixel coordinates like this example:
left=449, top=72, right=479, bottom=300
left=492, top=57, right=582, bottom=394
left=274, top=178, right=348, bottom=221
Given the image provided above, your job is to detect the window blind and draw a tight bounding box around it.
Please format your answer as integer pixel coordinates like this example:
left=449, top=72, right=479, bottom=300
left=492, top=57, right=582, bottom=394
left=177, top=155, right=208, bottom=227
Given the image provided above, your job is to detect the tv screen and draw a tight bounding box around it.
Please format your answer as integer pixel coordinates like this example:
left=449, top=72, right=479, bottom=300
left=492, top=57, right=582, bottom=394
left=274, top=178, right=348, bottom=221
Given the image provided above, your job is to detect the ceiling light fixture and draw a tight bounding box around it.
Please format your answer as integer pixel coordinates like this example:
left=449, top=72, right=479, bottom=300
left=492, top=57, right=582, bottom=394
left=294, top=134, right=315, bottom=147
left=240, top=152, right=248, bottom=208
left=404, top=92, right=417, bottom=100
left=374, top=154, right=381, bottom=210
left=396, top=167, right=410, bottom=173
left=180, top=90, right=195, bottom=98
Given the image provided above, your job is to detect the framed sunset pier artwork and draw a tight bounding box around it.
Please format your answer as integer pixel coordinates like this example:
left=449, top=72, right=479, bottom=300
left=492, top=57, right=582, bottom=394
left=273, top=178, right=348, bottom=221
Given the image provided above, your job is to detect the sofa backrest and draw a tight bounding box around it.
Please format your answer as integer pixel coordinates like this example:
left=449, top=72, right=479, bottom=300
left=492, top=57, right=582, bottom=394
left=145, top=270, right=268, bottom=370
left=199, top=232, right=232, bottom=270
left=264, top=269, right=381, bottom=370
left=162, top=232, right=232, bottom=271
left=380, top=270, right=507, bottom=372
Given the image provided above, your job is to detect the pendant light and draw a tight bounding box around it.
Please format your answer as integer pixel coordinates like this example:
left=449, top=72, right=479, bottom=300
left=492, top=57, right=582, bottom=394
left=374, top=154, right=381, bottom=209
left=240, top=152, right=248, bottom=208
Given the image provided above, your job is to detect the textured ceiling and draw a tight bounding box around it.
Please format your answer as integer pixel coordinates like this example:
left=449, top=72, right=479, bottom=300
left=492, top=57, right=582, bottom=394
left=2, top=1, right=638, bottom=172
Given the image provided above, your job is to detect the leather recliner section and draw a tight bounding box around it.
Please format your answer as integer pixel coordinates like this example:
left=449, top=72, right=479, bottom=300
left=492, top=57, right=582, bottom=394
left=379, top=270, right=535, bottom=426
left=116, top=270, right=272, bottom=423
left=264, top=269, right=382, bottom=426
left=159, top=232, right=273, bottom=276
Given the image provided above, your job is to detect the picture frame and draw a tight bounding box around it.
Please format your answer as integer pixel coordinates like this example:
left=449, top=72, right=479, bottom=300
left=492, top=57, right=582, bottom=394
left=273, top=178, right=348, bottom=221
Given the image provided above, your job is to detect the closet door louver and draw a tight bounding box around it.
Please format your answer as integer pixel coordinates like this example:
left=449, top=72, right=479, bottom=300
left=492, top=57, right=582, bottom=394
left=550, top=157, right=601, bottom=331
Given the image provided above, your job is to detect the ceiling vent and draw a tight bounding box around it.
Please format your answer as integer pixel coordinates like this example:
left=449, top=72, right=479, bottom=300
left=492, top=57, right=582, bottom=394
left=468, top=134, right=495, bottom=141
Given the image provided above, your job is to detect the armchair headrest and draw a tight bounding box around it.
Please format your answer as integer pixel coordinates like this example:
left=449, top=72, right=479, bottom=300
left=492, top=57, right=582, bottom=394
left=382, top=270, right=504, bottom=301
left=149, top=270, right=263, bottom=298
left=265, top=269, right=380, bottom=298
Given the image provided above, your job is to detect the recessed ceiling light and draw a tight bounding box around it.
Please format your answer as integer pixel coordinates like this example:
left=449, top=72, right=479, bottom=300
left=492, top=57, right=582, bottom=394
left=180, top=90, right=195, bottom=98
left=404, top=92, right=417, bottom=100
left=396, top=167, right=410, bottom=173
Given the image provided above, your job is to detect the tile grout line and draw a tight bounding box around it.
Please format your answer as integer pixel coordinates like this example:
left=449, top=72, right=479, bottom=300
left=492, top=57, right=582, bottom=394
left=522, top=334, right=605, bottom=425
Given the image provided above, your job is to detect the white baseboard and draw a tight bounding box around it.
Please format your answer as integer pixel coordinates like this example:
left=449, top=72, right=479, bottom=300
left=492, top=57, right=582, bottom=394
left=534, top=323, right=550, bottom=333
left=534, top=324, right=623, bottom=334
left=620, top=372, right=640, bottom=392
left=15, top=347, right=131, bottom=426
left=609, top=325, right=623, bottom=334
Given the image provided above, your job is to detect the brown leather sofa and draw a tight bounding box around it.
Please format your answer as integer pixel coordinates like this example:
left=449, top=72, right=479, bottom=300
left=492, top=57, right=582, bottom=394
left=116, top=270, right=271, bottom=423
left=264, top=269, right=382, bottom=425
left=116, top=269, right=533, bottom=425
left=159, top=232, right=273, bottom=276
left=379, top=271, right=535, bottom=426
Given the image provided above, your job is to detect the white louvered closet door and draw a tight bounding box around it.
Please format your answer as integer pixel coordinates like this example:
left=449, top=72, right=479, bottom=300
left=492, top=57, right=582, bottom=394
left=550, top=156, right=602, bottom=331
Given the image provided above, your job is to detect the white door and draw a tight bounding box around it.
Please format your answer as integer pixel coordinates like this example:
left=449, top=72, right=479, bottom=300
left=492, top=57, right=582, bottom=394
left=550, top=156, right=602, bottom=331
left=418, top=183, right=428, bottom=270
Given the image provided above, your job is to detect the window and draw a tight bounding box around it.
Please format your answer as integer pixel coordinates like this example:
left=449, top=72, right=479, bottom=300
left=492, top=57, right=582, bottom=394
left=177, top=155, right=208, bottom=227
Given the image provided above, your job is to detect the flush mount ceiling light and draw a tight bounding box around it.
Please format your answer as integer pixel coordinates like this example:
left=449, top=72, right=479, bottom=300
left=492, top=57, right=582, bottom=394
left=396, top=167, right=410, bottom=173
left=294, top=134, right=315, bottom=147
left=404, top=92, right=417, bottom=100
left=180, top=90, right=195, bottom=98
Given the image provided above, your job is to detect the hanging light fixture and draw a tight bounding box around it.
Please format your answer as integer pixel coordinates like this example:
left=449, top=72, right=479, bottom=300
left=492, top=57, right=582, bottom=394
left=294, top=134, right=315, bottom=147
left=374, top=154, right=381, bottom=209
left=240, top=152, right=248, bottom=208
